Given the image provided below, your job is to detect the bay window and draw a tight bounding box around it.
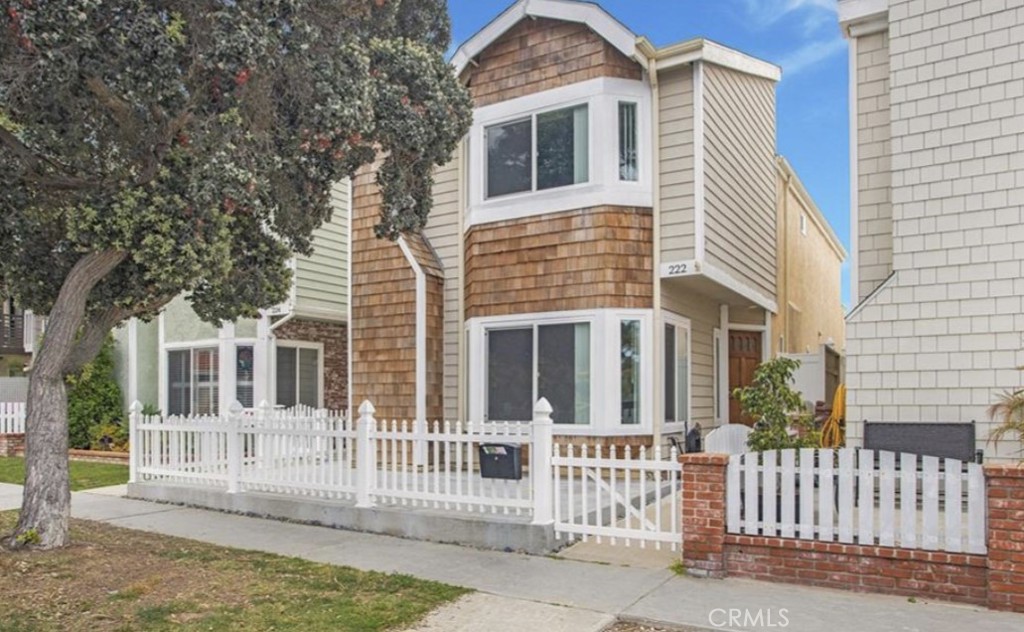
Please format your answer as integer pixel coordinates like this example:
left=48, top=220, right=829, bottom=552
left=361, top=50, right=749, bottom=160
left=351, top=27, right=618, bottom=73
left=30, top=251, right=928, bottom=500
left=486, top=104, right=589, bottom=199
left=167, top=347, right=219, bottom=416
left=486, top=322, right=591, bottom=424
left=620, top=319, right=642, bottom=424
left=236, top=345, right=255, bottom=409
left=618, top=101, right=638, bottom=181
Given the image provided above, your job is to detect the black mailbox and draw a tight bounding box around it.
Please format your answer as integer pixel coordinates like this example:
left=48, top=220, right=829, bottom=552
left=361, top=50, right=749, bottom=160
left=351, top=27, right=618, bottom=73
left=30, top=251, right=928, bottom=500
left=478, top=443, right=523, bottom=480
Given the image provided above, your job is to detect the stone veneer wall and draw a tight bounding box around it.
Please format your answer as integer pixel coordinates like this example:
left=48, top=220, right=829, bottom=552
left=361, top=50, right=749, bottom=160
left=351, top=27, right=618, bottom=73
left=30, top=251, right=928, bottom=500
left=274, top=318, right=348, bottom=411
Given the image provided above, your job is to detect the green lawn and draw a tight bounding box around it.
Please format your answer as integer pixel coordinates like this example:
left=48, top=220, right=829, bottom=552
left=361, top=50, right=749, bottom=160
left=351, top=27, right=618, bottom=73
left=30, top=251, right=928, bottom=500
left=0, top=512, right=467, bottom=631
left=0, top=457, right=129, bottom=491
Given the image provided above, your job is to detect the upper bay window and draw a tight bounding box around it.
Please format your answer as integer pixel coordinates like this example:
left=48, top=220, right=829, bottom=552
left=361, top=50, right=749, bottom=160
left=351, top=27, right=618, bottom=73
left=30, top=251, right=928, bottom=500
left=469, top=77, right=652, bottom=225
left=486, top=104, right=589, bottom=199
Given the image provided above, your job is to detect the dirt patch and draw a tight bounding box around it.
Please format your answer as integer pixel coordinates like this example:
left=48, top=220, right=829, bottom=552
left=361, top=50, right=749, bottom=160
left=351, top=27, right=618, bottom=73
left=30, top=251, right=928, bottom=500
left=605, top=620, right=713, bottom=632
left=0, top=511, right=466, bottom=631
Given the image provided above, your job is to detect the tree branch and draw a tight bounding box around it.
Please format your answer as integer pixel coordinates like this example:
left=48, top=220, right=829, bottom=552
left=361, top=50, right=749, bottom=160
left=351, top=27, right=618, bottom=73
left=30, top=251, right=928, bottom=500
left=62, top=293, right=176, bottom=376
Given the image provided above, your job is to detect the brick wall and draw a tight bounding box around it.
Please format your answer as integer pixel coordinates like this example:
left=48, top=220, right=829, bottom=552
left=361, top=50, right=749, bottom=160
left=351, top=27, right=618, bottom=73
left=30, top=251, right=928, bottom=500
left=274, top=318, right=348, bottom=411
left=679, top=454, right=1024, bottom=612
left=465, top=207, right=653, bottom=318
left=0, top=433, right=24, bottom=457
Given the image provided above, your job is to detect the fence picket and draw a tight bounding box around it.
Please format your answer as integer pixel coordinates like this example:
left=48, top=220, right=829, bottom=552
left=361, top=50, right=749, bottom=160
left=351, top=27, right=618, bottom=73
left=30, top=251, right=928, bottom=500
left=944, top=459, right=963, bottom=553
left=727, top=454, right=741, bottom=533
left=838, top=448, right=854, bottom=543
left=763, top=450, right=778, bottom=536
left=900, top=452, right=917, bottom=549
left=878, top=451, right=895, bottom=547
left=857, top=449, right=874, bottom=544
left=818, top=448, right=834, bottom=541
left=922, top=456, right=940, bottom=550
left=744, top=453, right=758, bottom=534
left=967, top=462, right=986, bottom=554
left=780, top=449, right=795, bottom=538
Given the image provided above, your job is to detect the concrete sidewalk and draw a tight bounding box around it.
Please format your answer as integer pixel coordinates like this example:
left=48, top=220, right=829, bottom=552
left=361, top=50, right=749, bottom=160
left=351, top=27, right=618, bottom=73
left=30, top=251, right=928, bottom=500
left=1, top=483, right=1020, bottom=632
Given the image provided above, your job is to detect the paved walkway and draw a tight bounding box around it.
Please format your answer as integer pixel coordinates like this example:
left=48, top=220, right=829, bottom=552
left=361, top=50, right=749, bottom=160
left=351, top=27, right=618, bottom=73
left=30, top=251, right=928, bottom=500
left=1, top=483, right=1021, bottom=632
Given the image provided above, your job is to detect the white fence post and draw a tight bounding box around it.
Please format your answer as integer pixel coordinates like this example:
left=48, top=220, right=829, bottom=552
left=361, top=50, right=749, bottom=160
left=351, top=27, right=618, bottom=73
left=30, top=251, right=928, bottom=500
left=128, top=401, right=142, bottom=484
left=356, top=400, right=376, bottom=508
left=531, top=397, right=554, bottom=525
left=226, top=401, right=243, bottom=494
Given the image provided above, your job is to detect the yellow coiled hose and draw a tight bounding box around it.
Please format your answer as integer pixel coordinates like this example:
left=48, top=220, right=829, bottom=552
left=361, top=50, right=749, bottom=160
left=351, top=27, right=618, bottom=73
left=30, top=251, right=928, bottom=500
left=820, top=384, right=846, bottom=448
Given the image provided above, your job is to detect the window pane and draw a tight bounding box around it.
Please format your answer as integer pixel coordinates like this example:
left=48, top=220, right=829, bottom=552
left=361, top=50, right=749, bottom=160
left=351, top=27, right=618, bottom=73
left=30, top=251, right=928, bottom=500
left=236, top=345, right=254, bottom=408
left=664, top=324, right=676, bottom=422
left=676, top=328, right=689, bottom=423
left=276, top=347, right=297, bottom=408
left=537, top=105, right=588, bottom=190
left=298, top=348, right=319, bottom=408
left=486, top=118, right=532, bottom=198
left=621, top=320, right=641, bottom=425
left=619, top=102, right=638, bottom=181
left=539, top=323, right=590, bottom=425
left=193, top=348, right=219, bottom=415
left=168, top=350, right=191, bottom=416
left=487, top=328, right=533, bottom=421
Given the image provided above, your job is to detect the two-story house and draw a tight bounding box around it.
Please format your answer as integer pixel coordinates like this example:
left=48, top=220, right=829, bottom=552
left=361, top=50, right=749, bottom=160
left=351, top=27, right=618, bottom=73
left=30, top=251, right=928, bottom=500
left=840, top=0, right=1024, bottom=458
left=351, top=0, right=845, bottom=446
left=113, top=181, right=350, bottom=416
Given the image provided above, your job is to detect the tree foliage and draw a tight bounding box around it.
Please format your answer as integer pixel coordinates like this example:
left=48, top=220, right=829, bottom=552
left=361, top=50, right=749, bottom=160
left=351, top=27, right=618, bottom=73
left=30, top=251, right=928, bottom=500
left=66, top=336, right=124, bottom=450
left=0, top=0, right=472, bottom=335
left=733, top=357, right=820, bottom=452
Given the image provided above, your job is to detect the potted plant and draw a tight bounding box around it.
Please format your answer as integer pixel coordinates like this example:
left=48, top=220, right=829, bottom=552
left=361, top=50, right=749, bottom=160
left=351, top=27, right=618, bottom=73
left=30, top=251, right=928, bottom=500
left=733, top=357, right=821, bottom=525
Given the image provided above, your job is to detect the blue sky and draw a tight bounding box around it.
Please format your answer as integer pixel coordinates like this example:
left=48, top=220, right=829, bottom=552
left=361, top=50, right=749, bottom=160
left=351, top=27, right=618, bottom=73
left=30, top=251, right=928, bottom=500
left=447, top=0, right=851, bottom=307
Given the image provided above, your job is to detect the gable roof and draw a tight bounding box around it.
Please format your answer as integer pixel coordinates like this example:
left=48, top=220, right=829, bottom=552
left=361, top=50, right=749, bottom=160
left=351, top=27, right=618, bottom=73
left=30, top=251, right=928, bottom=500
left=451, top=0, right=642, bottom=77
left=451, top=0, right=781, bottom=83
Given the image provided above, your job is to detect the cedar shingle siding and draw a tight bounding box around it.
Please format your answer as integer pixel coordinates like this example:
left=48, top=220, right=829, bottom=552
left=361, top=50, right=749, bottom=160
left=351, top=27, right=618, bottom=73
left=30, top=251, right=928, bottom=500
left=465, top=207, right=653, bottom=318
left=463, top=17, right=641, bottom=107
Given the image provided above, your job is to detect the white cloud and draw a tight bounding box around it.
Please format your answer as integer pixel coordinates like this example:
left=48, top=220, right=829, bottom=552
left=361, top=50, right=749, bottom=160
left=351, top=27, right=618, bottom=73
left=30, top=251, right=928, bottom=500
left=742, top=0, right=844, bottom=77
left=778, top=36, right=847, bottom=76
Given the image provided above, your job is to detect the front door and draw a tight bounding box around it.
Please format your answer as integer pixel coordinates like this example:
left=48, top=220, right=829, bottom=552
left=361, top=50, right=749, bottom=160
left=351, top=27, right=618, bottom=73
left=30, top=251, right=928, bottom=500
left=728, top=330, right=762, bottom=426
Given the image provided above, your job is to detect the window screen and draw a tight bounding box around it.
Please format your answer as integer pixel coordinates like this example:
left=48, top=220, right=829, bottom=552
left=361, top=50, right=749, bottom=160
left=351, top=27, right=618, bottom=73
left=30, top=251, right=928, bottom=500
left=236, top=345, right=254, bottom=408
left=538, top=323, right=590, bottom=424
left=276, top=347, right=297, bottom=408
left=298, top=348, right=319, bottom=407
left=621, top=320, right=641, bottom=424
left=486, top=118, right=532, bottom=198
left=619, top=102, right=638, bottom=181
left=537, top=105, right=588, bottom=190
left=486, top=328, right=533, bottom=421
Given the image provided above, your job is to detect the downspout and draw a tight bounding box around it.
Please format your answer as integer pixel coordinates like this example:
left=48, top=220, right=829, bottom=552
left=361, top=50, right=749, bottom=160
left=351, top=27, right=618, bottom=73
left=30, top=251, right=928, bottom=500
left=457, top=137, right=467, bottom=420
left=397, top=236, right=427, bottom=463
left=649, top=54, right=663, bottom=449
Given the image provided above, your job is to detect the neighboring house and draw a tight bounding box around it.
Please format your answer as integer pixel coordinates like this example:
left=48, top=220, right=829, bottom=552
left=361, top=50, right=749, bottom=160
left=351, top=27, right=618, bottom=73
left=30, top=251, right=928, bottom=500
left=839, top=0, right=1024, bottom=458
left=0, top=297, right=43, bottom=378
left=350, top=0, right=845, bottom=445
left=113, top=181, right=351, bottom=416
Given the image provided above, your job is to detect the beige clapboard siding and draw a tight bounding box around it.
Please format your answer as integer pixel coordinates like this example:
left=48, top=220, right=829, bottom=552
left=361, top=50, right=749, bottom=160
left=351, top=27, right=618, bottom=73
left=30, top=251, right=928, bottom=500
left=856, top=30, right=892, bottom=304
left=659, top=66, right=696, bottom=262
left=422, top=146, right=462, bottom=420
left=294, top=179, right=349, bottom=318
left=702, top=63, right=777, bottom=299
left=661, top=288, right=720, bottom=429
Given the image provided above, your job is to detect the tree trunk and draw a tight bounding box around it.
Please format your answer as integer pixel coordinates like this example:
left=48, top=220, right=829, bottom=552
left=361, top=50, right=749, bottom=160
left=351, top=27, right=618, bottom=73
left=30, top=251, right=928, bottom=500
left=13, top=371, right=71, bottom=548
left=3, top=250, right=125, bottom=550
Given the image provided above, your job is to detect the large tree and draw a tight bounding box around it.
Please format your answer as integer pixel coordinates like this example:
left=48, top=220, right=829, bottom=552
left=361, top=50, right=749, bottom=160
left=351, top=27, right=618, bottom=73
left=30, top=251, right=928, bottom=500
left=0, top=0, right=471, bottom=548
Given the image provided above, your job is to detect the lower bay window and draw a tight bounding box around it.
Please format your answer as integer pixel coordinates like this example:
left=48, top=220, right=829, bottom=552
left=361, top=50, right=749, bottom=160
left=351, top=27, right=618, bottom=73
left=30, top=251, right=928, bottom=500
left=469, top=309, right=651, bottom=434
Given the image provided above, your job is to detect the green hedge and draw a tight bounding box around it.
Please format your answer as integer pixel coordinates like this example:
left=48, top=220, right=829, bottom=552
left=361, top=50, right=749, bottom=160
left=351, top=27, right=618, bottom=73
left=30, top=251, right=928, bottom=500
left=66, top=336, right=125, bottom=450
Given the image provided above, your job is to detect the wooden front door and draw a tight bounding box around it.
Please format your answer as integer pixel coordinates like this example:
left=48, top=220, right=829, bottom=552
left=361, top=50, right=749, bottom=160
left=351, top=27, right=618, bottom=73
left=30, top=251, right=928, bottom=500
left=729, top=331, right=762, bottom=426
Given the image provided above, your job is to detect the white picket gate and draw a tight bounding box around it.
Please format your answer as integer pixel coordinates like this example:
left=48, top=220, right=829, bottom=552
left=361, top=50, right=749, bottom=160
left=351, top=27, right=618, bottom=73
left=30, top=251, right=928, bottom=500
left=726, top=448, right=986, bottom=554
left=0, top=402, right=26, bottom=434
left=553, top=444, right=682, bottom=550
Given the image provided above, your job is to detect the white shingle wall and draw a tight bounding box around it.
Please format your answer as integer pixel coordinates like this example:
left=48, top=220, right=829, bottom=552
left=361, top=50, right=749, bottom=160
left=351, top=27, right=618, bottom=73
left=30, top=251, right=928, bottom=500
left=847, top=0, right=1024, bottom=460
left=857, top=31, right=895, bottom=303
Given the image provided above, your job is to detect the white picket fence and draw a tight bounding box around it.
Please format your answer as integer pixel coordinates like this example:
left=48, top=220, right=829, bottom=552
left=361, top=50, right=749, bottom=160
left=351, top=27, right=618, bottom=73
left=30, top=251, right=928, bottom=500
left=0, top=402, right=26, bottom=434
left=553, top=444, right=681, bottom=550
left=132, top=399, right=551, bottom=522
left=726, top=448, right=986, bottom=554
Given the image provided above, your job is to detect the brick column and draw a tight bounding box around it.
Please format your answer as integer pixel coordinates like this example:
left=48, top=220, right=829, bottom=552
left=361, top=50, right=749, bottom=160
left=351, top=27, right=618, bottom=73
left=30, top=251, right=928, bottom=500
left=986, top=464, right=1024, bottom=613
left=0, top=433, right=25, bottom=457
left=680, top=453, right=729, bottom=578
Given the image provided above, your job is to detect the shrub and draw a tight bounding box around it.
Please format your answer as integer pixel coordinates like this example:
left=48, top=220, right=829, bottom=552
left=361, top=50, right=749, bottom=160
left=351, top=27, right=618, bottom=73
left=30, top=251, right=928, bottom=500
left=988, top=385, right=1024, bottom=460
left=733, top=357, right=820, bottom=452
left=66, top=336, right=124, bottom=449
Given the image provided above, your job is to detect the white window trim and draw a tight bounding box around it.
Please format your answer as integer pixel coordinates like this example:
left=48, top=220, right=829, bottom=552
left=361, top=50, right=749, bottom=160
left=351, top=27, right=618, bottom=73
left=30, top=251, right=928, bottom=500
left=662, top=312, right=692, bottom=434
left=467, top=77, right=653, bottom=229
left=467, top=308, right=653, bottom=436
left=273, top=340, right=325, bottom=409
